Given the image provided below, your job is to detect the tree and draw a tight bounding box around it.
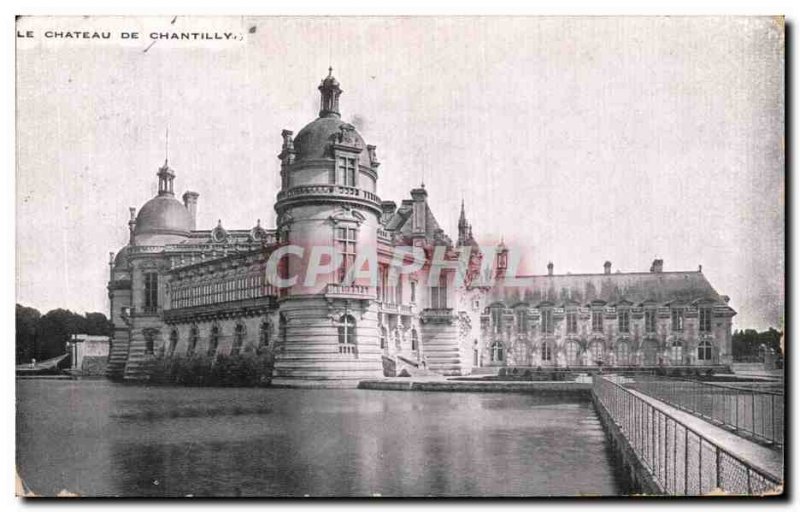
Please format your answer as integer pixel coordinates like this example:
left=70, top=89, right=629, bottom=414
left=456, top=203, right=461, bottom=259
left=15, top=304, right=41, bottom=364
left=15, top=306, right=114, bottom=362
left=732, top=328, right=783, bottom=361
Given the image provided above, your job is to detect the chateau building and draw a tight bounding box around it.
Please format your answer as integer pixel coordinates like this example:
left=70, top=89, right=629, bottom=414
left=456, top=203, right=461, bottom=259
left=106, top=70, right=736, bottom=382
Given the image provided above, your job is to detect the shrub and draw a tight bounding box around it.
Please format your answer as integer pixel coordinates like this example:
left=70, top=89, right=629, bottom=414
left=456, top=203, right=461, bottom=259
left=150, top=352, right=273, bottom=387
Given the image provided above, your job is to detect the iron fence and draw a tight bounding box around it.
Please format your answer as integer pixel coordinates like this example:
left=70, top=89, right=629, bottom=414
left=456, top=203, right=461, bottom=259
left=625, top=376, right=783, bottom=447
left=593, top=376, right=782, bottom=495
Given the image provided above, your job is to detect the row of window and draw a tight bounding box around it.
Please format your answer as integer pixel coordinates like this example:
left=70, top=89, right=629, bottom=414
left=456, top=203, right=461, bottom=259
left=378, top=326, right=419, bottom=351
left=157, top=314, right=361, bottom=357
left=487, top=339, right=714, bottom=365
left=492, top=307, right=714, bottom=335
left=170, top=273, right=272, bottom=309
left=155, top=318, right=285, bottom=358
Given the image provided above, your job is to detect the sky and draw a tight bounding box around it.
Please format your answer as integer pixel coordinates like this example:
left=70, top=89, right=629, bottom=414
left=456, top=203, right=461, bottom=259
left=15, top=16, right=784, bottom=330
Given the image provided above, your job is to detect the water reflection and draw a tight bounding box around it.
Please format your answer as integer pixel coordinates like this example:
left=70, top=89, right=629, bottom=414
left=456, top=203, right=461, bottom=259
left=17, top=380, right=624, bottom=497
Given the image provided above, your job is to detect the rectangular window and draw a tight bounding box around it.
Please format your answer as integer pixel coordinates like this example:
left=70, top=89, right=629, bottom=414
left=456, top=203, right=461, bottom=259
left=410, top=281, right=416, bottom=303
left=429, top=273, right=448, bottom=309
left=645, top=309, right=656, bottom=333
left=396, top=277, right=403, bottom=304
left=335, top=227, right=357, bottom=283
left=566, top=311, right=577, bottom=334
left=671, top=309, right=684, bottom=331
left=541, top=309, right=553, bottom=334
left=699, top=308, right=712, bottom=333
left=516, top=309, right=528, bottom=331
left=491, top=308, right=503, bottom=333
left=618, top=309, right=630, bottom=333
left=144, top=272, right=158, bottom=312
left=337, top=156, right=357, bottom=187
left=592, top=310, right=604, bottom=332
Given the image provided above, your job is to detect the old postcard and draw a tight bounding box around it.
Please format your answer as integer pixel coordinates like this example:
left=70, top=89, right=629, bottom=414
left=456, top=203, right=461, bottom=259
left=15, top=15, right=785, bottom=497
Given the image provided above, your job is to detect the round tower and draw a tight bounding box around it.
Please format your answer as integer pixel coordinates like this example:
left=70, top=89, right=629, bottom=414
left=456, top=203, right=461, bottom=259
left=272, top=69, right=384, bottom=382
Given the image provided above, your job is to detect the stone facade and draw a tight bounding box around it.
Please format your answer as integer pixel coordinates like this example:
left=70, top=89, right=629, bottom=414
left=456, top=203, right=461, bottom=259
left=106, top=71, right=736, bottom=383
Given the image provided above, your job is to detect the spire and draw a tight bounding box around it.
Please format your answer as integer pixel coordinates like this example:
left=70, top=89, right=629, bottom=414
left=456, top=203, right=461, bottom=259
left=318, top=67, right=342, bottom=118
left=457, top=199, right=472, bottom=246
left=157, top=128, right=175, bottom=196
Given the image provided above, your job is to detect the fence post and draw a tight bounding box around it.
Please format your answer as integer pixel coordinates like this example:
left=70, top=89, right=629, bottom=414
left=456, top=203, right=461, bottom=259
left=715, top=446, right=721, bottom=491
left=699, top=437, right=703, bottom=493
left=684, top=428, right=689, bottom=495
left=771, top=393, right=776, bottom=445
left=751, top=390, right=756, bottom=438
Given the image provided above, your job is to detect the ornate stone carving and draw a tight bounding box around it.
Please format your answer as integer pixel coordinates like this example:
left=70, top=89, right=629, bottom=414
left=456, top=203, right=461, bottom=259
left=336, top=124, right=359, bottom=147
left=211, top=220, right=229, bottom=244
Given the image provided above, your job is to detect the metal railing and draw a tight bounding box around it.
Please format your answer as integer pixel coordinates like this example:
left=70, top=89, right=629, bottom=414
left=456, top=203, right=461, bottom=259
left=593, top=376, right=781, bottom=495
left=626, top=376, right=784, bottom=447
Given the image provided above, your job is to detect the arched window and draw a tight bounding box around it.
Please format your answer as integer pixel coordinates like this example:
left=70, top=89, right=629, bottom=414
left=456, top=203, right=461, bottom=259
left=565, top=340, right=581, bottom=365
left=697, top=340, right=713, bottom=362
left=394, top=327, right=401, bottom=349
left=411, top=328, right=419, bottom=351
left=670, top=340, right=683, bottom=364
left=208, top=325, right=220, bottom=357
left=379, top=326, right=387, bottom=349
left=188, top=325, right=198, bottom=356
left=231, top=323, right=245, bottom=356
left=616, top=341, right=630, bottom=365
left=338, top=315, right=356, bottom=345
left=540, top=340, right=553, bottom=362
left=168, top=329, right=178, bottom=357
left=589, top=341, right=604, bottom=365
left=491, top=341, right=504, bottom=363
left=259, top=320, right=271, bottom=350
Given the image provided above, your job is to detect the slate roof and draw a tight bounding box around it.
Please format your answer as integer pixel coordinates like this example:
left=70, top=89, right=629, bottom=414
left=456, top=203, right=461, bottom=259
left=488, top=270, right=727, bottom=308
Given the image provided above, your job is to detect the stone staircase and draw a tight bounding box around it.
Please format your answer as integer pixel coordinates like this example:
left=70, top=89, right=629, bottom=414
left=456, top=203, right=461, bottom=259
left=122, top=330, right=157, bottom=381
left=422, top=336, right=463, bottom=376
left=105, top=336, right=130, bottom=381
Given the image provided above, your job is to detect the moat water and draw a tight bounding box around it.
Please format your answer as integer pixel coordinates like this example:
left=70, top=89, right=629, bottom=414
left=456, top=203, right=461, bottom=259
left=17, top=379, right=625, bottom=497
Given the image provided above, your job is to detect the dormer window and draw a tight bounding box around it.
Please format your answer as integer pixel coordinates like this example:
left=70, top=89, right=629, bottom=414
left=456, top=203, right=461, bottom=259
left=337, top=155, right=357, bottom=187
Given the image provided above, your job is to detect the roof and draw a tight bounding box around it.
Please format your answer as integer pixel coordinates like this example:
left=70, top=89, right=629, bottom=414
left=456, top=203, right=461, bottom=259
left=134, top=195, right=192, bottom=237
left=293, top=116, right=371, bottom=168
left=382, top=190, right=453, bottom=246
left=487, top=270, right=726, bottom=307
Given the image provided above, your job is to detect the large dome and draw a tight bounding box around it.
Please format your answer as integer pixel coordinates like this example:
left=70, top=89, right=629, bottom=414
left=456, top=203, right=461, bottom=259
left=293, top=116, right=371, bottom=169
left=134, top=195, right=192, bottom=238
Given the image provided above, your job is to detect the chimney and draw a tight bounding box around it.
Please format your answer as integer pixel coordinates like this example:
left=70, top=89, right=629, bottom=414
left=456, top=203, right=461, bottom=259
left=604, top=261, right=612, bottom=274
left=182, top=191, right=199, bottom=231
left=410, top=185, right=428, bottom=235
left=547, top=262, right=554, bottom=276
left=650, top=259, right=663, bottom=273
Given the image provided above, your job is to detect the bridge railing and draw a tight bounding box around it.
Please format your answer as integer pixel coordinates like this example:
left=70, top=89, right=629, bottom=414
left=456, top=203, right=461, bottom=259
left=593, top=376, right=781, bottom=495
left=625, top=375, right=783, bottom=447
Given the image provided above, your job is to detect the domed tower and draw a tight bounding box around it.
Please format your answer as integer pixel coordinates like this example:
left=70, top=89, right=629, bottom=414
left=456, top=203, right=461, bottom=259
left=272, top=69, right=384, bottom=382
left=106, top=157, right=199, bottom=380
